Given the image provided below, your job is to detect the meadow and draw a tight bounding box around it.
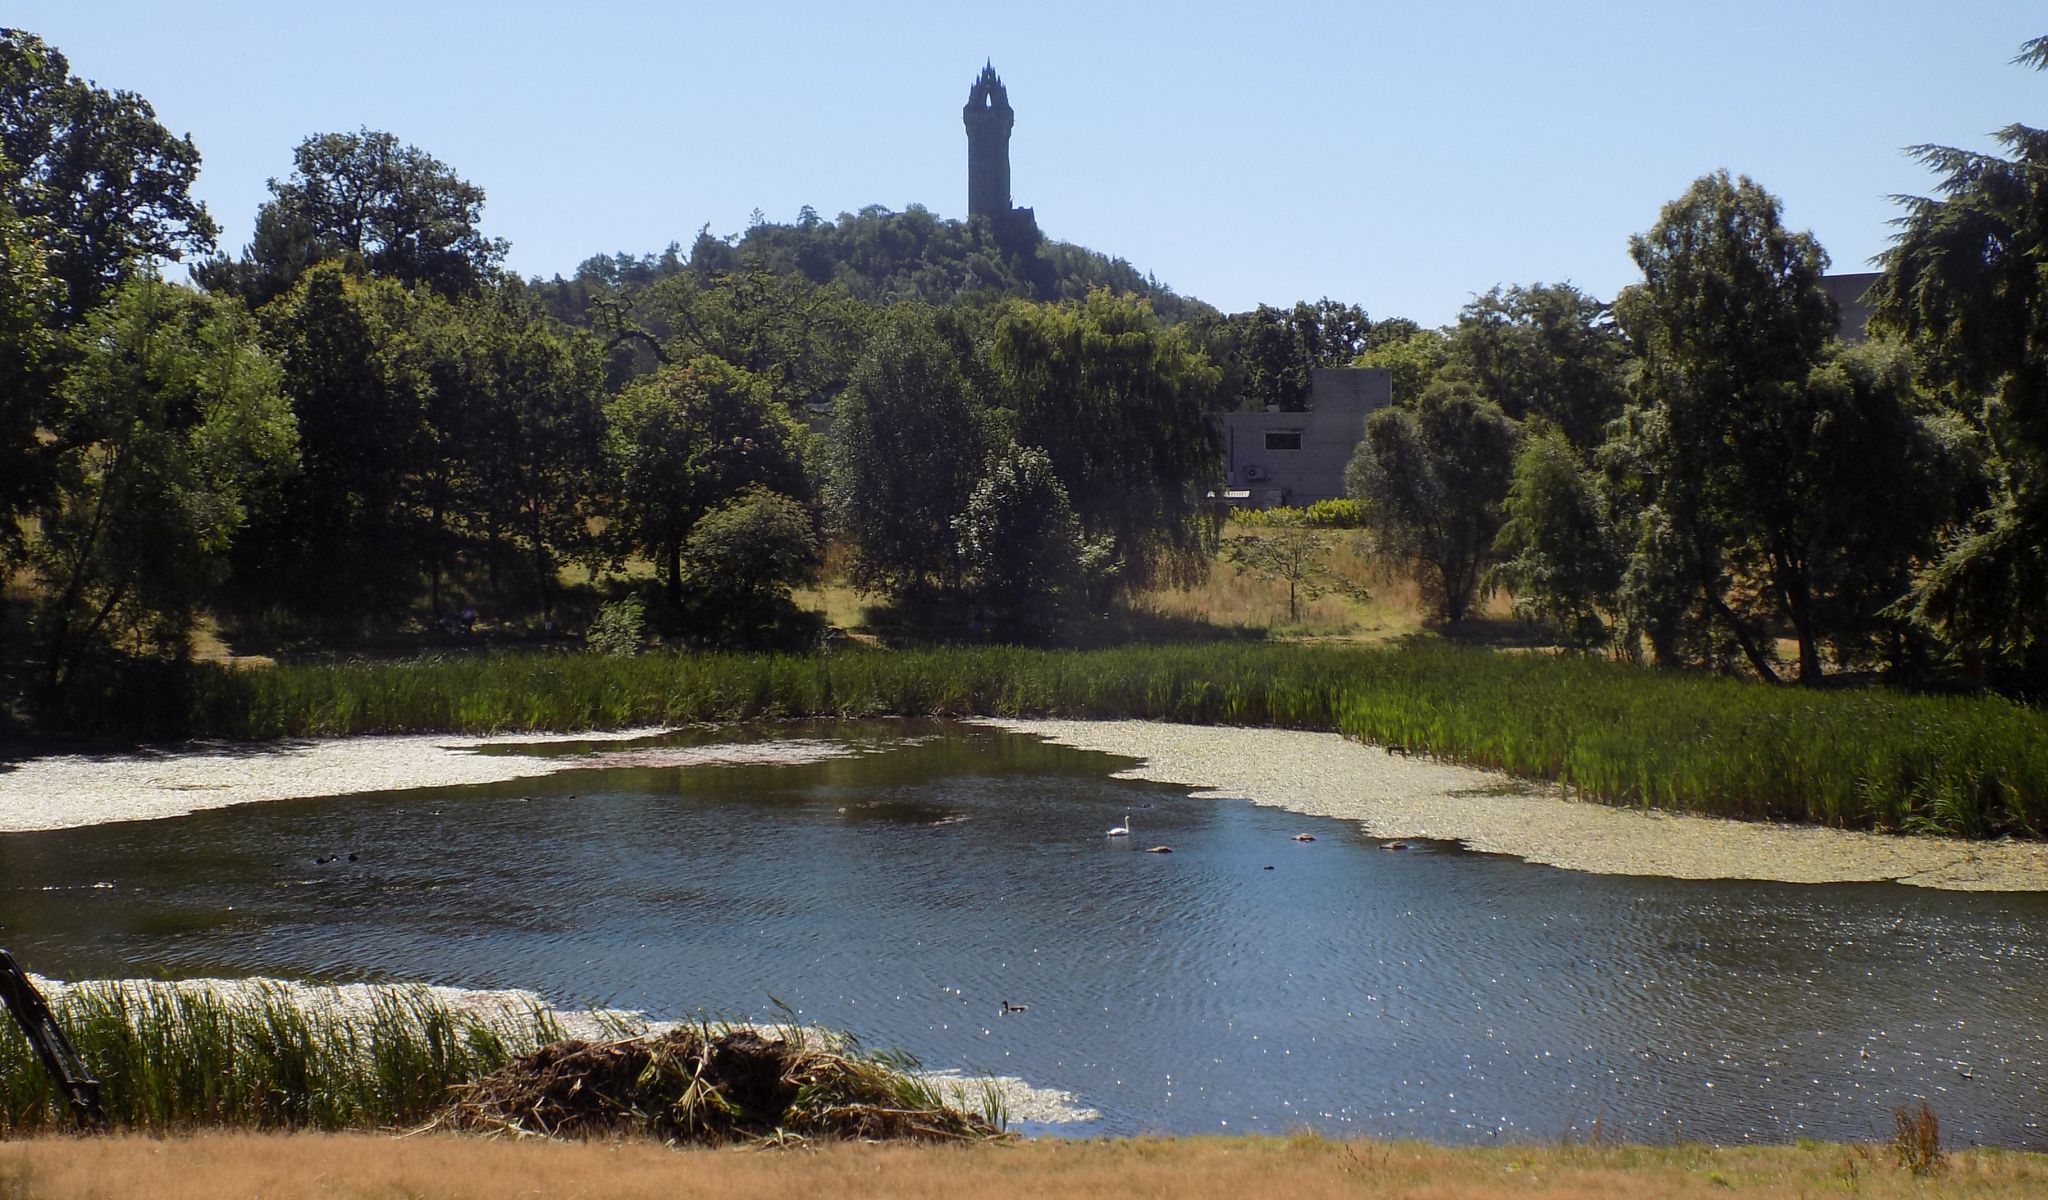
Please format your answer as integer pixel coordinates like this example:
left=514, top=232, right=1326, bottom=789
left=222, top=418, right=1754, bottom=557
left=101, top=641, right=2048, bottom=838
left=3, top=1130, right=2043, bottom=1200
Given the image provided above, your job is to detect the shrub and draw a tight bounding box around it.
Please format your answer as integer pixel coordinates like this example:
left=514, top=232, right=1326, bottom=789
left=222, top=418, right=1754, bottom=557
left=585, top=598, right=647, bottom=657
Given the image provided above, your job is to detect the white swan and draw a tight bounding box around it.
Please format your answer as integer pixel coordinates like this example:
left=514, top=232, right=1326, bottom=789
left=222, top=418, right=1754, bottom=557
left=1107, top=814, right=1130, bottom=837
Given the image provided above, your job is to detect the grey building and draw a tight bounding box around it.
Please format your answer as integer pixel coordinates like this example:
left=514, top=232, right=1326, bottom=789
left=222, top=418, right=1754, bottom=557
left=1821, top=271, right=1881, bottom=342
left=1223, top=367, right=1392, bottom=508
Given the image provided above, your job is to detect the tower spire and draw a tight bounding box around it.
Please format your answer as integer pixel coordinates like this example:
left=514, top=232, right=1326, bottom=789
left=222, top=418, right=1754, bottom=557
left=963, top=62, right=1014, bottom=221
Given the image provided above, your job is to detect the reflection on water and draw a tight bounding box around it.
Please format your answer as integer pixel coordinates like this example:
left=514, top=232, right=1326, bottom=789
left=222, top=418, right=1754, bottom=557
left=2, top=721, right=2044, bottom=1144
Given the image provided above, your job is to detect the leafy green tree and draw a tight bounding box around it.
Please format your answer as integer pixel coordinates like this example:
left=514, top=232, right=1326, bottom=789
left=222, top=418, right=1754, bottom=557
left=954, top=444, right=1085, bottom=638
left=990, top=288, right=1222, bottom=591
left=1610, top=171, right=1834, bottom=681
left=1345, top=383, right=1519, bottom=622
left=1612, top=171, right=1952, bottom=683
left=26, top=278, right=296, bottom=700
left=200, top=129, right=507, bottom=304
left=603, top=356, right=808, bottom=607
left=0, top=194, right=59, bottom=571
left=402, top=283, right=608, bottom=618
left=681, top=487, right=821, bottom=643
left=1228, top=298, right=1374, bottom=411
left=1222, top=513, right=1365, bottom=621
left=1869, top=35, right=2048, bottom=681
left=1446, top=283, right=1627, bottom=449
left=644, top=268, right=870, bottom=412
left=828, top=305, right=992, bottom=596
left=1352, top=327, right=1449, bottom=407
left=0, top=30, right=217, bottom=321
left=1490, top=427, right=1621, bottom=648
left=230, top=264, right=426, bottom=618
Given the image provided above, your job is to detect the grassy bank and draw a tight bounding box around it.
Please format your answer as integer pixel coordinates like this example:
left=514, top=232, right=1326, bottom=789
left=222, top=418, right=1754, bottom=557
left=3, top=1132, right=2044, bottom=1200
left=156, top=643, right=2048, bottom=838
left=0, top=981, right=991, bottom=1140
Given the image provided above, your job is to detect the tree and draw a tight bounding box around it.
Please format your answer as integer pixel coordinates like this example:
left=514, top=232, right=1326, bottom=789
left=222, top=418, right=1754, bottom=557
left=681, top=487, right=821, bottom=643
left=200, top=129, right=507, bottom=304
left=603, top=356, right=809, bottom=607
left=1352, top=327, right=1448, bottom=407
left=990, top=288, right=1222, bottom=592
left=828, top=305, right=992, bottom=596
left=1229, top=298, right=1374, bottom=411
left=1869, top=34, right=2048, bottom=682
left=1223, top=513, right=1366, bottom=622
left=0, top=195, right=59, bottom=571
left=644, top=268, right=870, bottom=412
left=1613, top=170, right=1852, bottom=683
left=403, top=282, right=607, bottom=618
left=1491, top=428, right=1622, bottom=648
left=954, top=444, right=1086, bottom=638
left=229, top=264, right=427, bottom=618
left=1445, top=283, right=1628, bottom=449
left=26, top=278, right=296, bottom=701
left=1345, top=383, right=1519, bottom=622
left=0, top=30, right=217, bottom=321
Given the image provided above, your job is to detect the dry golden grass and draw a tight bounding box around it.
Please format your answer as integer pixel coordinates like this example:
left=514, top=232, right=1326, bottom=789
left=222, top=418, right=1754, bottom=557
left=2, top=1133, right=2042, bottom=1200
left=1133, top=530, right=1428, bottom=641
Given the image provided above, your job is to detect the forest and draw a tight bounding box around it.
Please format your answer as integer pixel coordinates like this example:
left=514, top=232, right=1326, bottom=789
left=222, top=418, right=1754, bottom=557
left=3, top=25, right=2047, bottom=732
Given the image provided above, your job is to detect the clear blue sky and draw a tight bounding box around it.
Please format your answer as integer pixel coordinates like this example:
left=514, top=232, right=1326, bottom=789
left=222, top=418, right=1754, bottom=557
left=15, top=1, right=2044, bottom=325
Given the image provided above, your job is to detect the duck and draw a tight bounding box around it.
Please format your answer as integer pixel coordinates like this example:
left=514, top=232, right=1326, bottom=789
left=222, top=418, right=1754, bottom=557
left=1292, top=833, right=1316, bottom=843
left=1000, top=1001, right=1029, bottom=1015
left=1107, top=815, right=1130, bottom=837
left=1145, top=845, right=1173, bottom=854
left=1381, top=840, right=1409, bottom=851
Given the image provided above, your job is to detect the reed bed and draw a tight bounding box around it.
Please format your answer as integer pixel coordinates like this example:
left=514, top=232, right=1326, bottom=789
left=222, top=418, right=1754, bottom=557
left=0, top=980, right=557, bottom=1134
left=0, top=980, right=998, bottom=1139
left=139, top=643, right=2048, bottom=837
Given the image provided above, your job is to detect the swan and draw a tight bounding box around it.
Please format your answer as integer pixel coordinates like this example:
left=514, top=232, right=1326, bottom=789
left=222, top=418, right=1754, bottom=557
left=1107, top=814, right=1130, bottom=837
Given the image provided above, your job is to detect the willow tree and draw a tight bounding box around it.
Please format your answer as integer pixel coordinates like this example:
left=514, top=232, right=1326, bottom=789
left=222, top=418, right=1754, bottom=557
left=989, top=288, right=1221, bottom=594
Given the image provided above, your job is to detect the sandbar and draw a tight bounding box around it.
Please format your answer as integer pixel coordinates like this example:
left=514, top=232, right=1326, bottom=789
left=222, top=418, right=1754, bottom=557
left=980, top=718, right=2048, bottom=892
left=0, top=729, right=856, bottom=833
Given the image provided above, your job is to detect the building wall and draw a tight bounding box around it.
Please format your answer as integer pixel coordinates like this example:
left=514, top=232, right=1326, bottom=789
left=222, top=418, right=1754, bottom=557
left=1821, top=271, right=1880, bottom=342
left=1223, top=367, right=1392, bottom=506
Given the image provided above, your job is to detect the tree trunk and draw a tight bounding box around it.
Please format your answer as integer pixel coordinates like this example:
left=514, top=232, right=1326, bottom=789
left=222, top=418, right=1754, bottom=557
left=665, top=541, right=684, bottom=608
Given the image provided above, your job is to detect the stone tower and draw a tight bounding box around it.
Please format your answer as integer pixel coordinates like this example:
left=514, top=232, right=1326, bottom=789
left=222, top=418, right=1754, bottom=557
left=963, top=62, right=1014, bottom=221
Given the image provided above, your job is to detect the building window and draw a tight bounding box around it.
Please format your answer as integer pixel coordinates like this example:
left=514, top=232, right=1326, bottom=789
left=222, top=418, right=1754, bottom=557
left=1265, top=431, right=1302, bottom=451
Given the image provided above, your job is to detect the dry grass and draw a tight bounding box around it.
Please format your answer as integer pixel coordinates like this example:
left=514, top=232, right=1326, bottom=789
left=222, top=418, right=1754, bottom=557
left=2, top=1133, right=2044, bottom=1199
left=1133, top=530, right=1426, bottom=640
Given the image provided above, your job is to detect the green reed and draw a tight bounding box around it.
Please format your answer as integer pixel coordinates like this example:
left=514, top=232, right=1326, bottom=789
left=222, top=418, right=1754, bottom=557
left=138, top=643, right=2048, bottom=837
left=0, top=982, right=557, bottom=1133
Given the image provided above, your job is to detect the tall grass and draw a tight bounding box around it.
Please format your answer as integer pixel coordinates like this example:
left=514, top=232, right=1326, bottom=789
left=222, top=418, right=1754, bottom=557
left=0, top=981, right=559, bottom=1133
left=122, top=643, right=2048, bottom=837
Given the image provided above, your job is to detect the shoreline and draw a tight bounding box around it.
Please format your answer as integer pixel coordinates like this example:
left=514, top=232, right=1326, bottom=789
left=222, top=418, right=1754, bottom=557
left=978, top=719, right=2048, bottom=892
left=1, top=717, right=2043, bottom=889
left=19, top=975, right=1099, bottom=1128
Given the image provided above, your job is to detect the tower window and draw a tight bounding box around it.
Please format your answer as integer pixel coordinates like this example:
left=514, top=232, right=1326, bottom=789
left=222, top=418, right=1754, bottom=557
left=1265, top=432, right=1302, bottom=451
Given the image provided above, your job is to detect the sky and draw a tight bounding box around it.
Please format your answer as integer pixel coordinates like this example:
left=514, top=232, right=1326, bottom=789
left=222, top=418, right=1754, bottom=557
left=12, top=1, right=2045, bottom=326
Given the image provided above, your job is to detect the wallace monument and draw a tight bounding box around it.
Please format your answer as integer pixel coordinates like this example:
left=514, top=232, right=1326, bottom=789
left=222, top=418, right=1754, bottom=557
left=963, top=62, right=1038, bottom=251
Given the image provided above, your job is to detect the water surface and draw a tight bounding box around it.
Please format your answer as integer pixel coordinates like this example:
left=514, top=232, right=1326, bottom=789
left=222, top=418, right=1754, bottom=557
left=2, top=721, right=2043, bottom=1143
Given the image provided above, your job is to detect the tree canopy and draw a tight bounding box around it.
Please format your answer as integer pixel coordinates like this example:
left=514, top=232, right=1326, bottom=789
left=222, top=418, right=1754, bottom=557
left=200, top=128, right=507, bottom=305
left=0, top=28, right=216, bottom=321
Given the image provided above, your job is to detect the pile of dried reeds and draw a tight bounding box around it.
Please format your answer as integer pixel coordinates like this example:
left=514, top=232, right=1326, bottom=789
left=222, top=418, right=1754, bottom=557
left=441, top=1027, right=999, bottom=1144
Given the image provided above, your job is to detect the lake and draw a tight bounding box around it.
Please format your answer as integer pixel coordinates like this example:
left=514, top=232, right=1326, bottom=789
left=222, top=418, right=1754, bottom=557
left=2, top=721, right=2044, bottom=1144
